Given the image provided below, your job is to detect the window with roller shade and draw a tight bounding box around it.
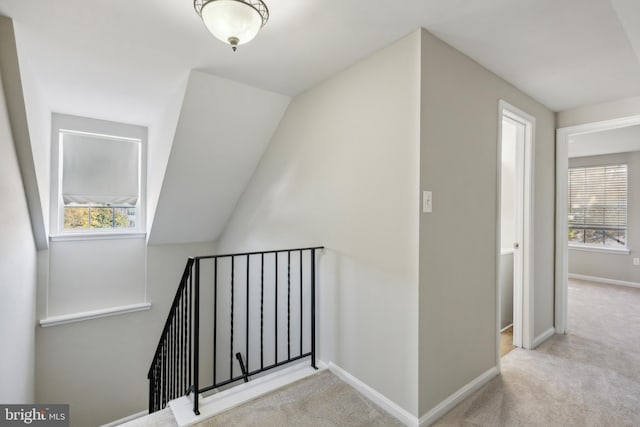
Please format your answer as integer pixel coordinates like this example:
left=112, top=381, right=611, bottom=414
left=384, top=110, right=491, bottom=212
left=568, top=164, right=627, bottom=248
left=60, top=131, right=141, bottom=232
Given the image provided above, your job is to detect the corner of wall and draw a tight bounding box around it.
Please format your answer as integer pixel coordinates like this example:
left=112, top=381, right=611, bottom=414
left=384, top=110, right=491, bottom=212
left=146, top=74, right=189, bottom=237
left=0, top=16, right=48, bottom=250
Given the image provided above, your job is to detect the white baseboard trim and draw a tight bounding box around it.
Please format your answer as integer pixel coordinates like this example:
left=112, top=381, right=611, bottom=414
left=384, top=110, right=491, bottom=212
left=327, top=362, right=418, bottom=427
left=418, top=366, right=499, bottom=427
left=532, top=327, right=555, bottom=349
left=500, top=323, right=513, bottom=333
left=100, top=409, right=148, bottom=427
left=568, top=273, right=640, bottom=289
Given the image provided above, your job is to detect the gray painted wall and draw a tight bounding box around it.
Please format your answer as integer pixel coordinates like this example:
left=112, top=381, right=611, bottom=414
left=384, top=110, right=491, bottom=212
left=418, top=30, right=556, bottom=415
left=0, top=66, right=37, bottom=403
left=215, top=31, right=422, bottom=416
left=47, top=238, right=146, bottom=316
left=568, top=152, right=640, bottom=283
left=35, top=241, right=216, bottom=427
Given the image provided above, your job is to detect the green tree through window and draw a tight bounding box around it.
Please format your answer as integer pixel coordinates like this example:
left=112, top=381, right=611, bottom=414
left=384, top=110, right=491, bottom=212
left=64, top=206, right=133, bottom=230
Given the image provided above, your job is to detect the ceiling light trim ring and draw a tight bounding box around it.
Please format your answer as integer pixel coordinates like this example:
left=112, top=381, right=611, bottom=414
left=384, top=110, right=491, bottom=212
left=194, top=0, right=269, bottom=27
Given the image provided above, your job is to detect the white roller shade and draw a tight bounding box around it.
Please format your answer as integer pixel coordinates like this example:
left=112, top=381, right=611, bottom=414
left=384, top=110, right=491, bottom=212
left=62, top=133, right=140, bottom=205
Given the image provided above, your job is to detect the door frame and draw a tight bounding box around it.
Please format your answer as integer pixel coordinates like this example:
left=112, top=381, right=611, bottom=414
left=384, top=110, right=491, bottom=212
left=555, top=114, right=640, bottom=334
left=497, top=100, right=535, bottom=367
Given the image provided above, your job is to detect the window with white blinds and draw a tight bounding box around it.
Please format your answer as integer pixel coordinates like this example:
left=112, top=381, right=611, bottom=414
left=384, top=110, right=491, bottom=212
left=60, top=131, right=140, bottom=231
left=51, top=113, right=147, bottom=236
left=568, top=164, right=628, bottom=248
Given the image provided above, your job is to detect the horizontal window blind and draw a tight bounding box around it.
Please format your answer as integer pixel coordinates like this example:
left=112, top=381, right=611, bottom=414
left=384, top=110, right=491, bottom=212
left=568, top=164, right=627, bottom=230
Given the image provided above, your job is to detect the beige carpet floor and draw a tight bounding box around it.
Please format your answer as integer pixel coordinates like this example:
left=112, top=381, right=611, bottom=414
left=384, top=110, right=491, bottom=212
left=120, top=370, right=402, bottom=427
left=194, top=370, right=403, bottom=427
left=434, top=279, right=640, bottom=426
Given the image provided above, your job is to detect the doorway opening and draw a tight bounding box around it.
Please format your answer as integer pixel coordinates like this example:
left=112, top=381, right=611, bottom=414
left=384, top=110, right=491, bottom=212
left=497, top=101, right=535, bottom=362
left=555, top=115, right=640, bottom=334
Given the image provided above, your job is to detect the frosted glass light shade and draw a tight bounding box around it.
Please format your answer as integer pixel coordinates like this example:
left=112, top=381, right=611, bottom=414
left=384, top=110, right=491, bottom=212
left=200, top=0, right=264, bottom=50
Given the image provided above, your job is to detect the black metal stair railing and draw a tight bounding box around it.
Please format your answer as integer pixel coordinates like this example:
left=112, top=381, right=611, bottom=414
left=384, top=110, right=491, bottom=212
left=147, top=258, right=195, bottom=413
left=147, top=246, right=323, bottom=416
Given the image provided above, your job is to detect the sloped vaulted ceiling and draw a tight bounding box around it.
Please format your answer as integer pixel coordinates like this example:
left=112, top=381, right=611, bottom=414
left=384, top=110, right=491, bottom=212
left=148, top=71, right=290, bottom=245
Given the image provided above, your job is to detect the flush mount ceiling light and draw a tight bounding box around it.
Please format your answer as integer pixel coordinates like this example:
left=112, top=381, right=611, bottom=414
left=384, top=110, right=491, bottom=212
left=194, top=0, right=269, bottom=52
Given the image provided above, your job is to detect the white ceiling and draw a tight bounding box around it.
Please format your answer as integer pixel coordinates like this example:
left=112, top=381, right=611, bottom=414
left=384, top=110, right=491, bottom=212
left=569, top=124, right=640, bottom=158
left=1, top=0, right=640, bottom=127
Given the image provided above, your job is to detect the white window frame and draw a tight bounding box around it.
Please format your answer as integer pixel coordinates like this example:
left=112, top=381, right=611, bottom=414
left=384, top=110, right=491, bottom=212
left=50, top=113, right=147, bottom=239
left=567, top=163, right=628, bottom=253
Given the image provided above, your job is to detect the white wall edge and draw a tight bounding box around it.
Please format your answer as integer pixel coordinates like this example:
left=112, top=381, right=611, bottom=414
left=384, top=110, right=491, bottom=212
left=99, top=409, right=148, bottom=427
left=532, top=327, right=556, bottom=349
left=418, top=366, right=499, bottom=427
left=327, top=362, right=418, bottom=427
left=568, top=273, right=640, bottom=289
left=40, top=302, right=151, bottom=327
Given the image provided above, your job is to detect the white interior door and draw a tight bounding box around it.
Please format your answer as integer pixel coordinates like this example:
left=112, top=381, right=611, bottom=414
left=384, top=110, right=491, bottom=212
left=498, top=100, right=535, bottom=359
left=508, top=116, right=525, bottom=348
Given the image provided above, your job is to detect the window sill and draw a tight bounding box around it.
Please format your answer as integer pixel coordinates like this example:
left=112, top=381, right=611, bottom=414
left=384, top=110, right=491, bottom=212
left=568, top=245, right=630, bottom=255
left=40, top=302, right=151, bottom=327
left=50, top=232, right=146, bottom=242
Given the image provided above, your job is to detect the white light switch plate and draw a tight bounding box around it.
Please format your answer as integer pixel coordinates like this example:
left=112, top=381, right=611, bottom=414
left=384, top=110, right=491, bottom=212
left=423, top=191, right=432, bottom=213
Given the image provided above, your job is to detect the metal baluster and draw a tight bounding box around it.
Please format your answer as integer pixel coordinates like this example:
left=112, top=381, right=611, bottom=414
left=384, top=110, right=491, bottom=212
left=174, top=309, right=178, bottom=399
left=193, top=260, right=200, bottom=415
left=311, top=249, right=317, bottom=369
left=163, top=341, right=167, bottom=408
left=148, top=367, right=153, bottom=413
left=156, top=362, right=161, bottom=411
left=260, top=253, right=264, bottom=370
left=182, top=285, right=187, bottom=394
left=188, top=267, right=192, bottom=391
left=275, top=252, right=278, bottom=364
left=170, top=314, right=174, bottom=400
left=169, top=314, right=173, bottom=400
left=287, top=251, right=291, bottom=360
left=176, top=311, right=180, bottom=397
left=153, top=367, right=157, bottom=412
left=230, top=256, right=235, bottom=381
left=246, top=254, right=250, bottom=374
left=300, top=250, right=303, bottom=356
left=213, top=257, right=217, bottom=387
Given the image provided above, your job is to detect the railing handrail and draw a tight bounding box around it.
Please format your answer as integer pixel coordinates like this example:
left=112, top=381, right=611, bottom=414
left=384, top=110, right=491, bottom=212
left=147, top=257, right=194, bottom=378
left=148, top=246, right=323, bottom=415
left=194, top=246, right=324, bottom=260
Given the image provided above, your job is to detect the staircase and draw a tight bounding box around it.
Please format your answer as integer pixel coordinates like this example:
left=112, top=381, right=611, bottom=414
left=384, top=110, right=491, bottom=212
left=147, top=247, right=323, bottom=418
